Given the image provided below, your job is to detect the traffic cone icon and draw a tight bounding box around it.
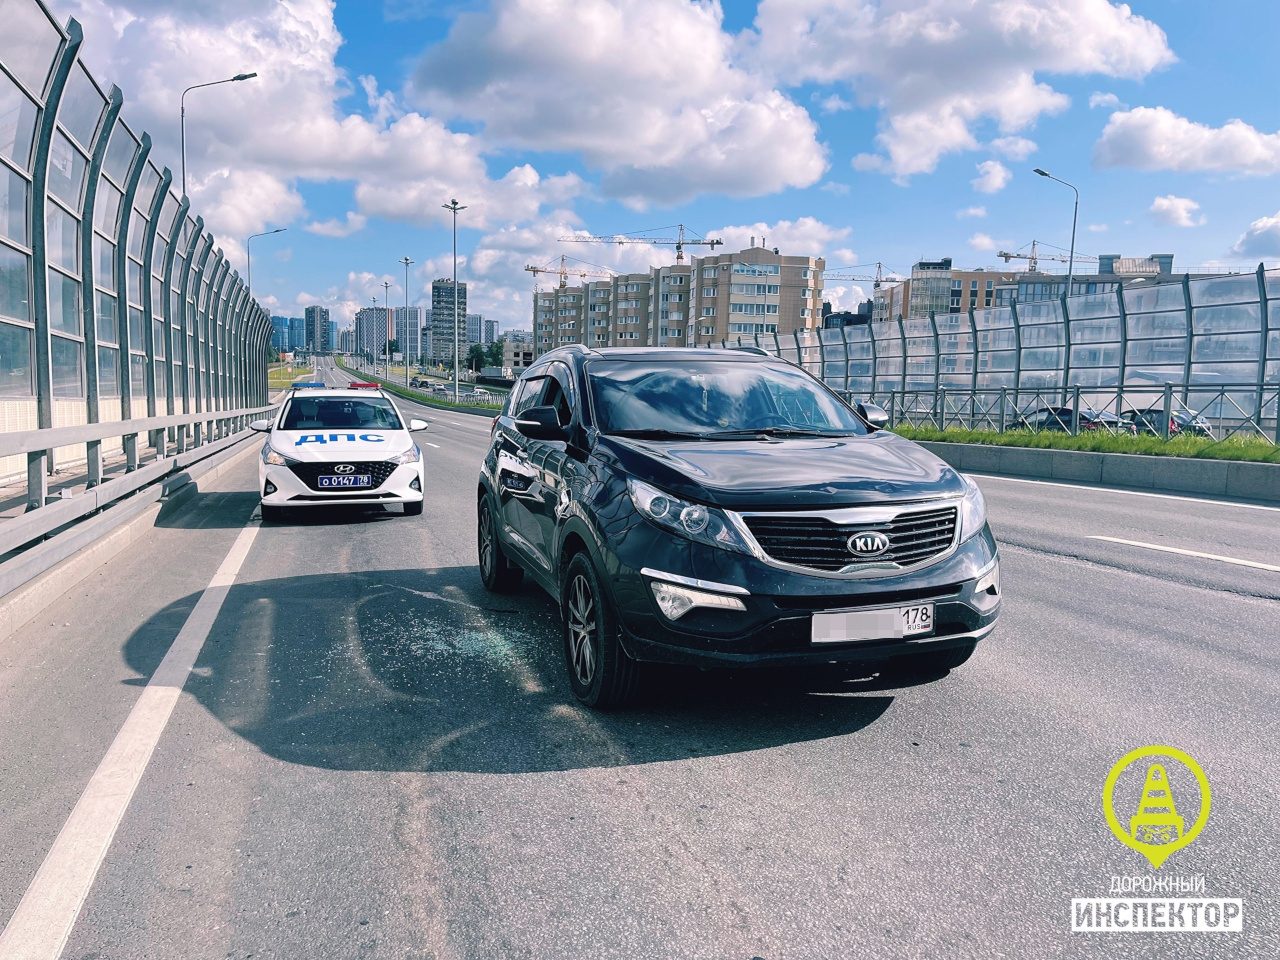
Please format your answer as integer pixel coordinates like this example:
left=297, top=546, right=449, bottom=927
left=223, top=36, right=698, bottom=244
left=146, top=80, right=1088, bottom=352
left=1129, top=763, right=1185, bottom=845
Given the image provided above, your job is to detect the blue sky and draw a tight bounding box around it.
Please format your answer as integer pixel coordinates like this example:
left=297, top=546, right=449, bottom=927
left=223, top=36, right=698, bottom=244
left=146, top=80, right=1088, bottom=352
left=62, top=0, right=1280, bottom=330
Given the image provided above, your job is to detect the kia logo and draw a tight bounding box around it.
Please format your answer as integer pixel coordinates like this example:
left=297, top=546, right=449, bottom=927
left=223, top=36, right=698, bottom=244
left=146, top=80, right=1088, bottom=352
left=333, top=464, right=356, bottom=475
left=848, top=532, right=891, bottom=556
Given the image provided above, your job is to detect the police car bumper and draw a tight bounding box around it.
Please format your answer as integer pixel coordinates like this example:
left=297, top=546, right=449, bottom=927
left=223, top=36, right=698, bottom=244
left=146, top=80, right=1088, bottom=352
left=259, top=462, right=425, bottom=506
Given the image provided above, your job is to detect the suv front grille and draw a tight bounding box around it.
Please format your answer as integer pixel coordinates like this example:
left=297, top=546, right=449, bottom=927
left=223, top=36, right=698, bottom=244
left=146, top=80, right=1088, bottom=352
left=288, top=460, right=398, bottom=491
left=743, top=505, right=958, bottom=573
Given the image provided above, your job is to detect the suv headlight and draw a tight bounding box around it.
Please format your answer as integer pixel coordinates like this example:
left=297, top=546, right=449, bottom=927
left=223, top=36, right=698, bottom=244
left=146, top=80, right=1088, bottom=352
left=627, top=478, right=753, bottom=555
left=388, top=446, right=421, bottom=465
left=959, top=474, right=987, bottom=542
left=262, top=445, right=293, bottom=466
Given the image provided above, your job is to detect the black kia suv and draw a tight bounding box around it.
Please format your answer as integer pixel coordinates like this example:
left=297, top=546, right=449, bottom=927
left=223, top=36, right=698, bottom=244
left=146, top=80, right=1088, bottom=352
left=477, top=346, right=1000, bottom=707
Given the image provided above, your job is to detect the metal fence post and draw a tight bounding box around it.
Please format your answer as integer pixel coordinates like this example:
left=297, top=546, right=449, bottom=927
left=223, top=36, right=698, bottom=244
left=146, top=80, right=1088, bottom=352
left=1161, top=383, right=1173, bottom=439
left=999, top=386, right=1007, bottom=433
left=1071, top=384, right=1081, bottom=436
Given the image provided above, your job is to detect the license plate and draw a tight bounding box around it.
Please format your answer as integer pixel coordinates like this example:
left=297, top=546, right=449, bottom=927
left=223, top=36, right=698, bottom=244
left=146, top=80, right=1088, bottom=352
left=811, top=603, right=934, bottom=644
left=317, top=475, right=372, bottom=488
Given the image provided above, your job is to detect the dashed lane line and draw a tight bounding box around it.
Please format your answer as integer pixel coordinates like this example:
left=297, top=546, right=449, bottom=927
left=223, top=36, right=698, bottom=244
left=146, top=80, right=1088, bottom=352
left=0, top=521, right=262, bottom=960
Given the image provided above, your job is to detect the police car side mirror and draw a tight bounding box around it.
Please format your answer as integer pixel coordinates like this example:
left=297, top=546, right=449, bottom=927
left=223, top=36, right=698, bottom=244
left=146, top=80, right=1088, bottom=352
left=408, top=418, right=429, bottom=432
left=515, top=405, right=570, bottom=442
left=855, top=402, right=890, bottom=432
left=250, top=419, right=272, bottom=433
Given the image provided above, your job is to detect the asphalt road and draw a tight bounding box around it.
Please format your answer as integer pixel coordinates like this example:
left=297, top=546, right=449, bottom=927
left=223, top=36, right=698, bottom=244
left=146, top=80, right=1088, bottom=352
left=1, top=355, right=1276, bottom=959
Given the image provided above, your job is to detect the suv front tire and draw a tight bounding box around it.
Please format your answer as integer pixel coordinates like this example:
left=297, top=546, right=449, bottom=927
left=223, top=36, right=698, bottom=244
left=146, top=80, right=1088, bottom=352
left=561, top=552, right=640, bottom=708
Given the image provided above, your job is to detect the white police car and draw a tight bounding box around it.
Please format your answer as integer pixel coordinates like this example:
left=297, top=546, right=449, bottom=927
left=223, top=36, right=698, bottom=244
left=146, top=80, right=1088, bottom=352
left=250, top=382, right=428, bottom=522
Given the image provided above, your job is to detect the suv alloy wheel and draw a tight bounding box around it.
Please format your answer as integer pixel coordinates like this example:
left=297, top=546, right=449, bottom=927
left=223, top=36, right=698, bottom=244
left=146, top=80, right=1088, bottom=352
left=561, top=553, right=640, bottom=708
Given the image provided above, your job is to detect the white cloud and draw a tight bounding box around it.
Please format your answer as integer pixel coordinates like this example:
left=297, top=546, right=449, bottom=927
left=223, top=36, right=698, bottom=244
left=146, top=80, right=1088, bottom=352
left=957, top=206, right=987, bottom=219
left=971, top=160, right=1011, bottom=193
left=816, top=93, right=853, bottom=114
left=823, top=284, right=869, bottom=310
left=1149, top=194, right=1205, bottom=228
left=1089, top=91, right=1123, bottom=109
left=820, top=181, right=851, bottom=195
left=831, top=248, right=858, bottom=265
left=1232, top=212, right=1280, bottom=256
left=968, top=232, right=997, bottom=251
left=990, top=136, right=1037, bottom=161
left=296, top=270, right=401, bottom=325
left=748, top=0, right=1174, bottom=178
left=708, top=217, right=851, bottom=257
left=1088, top=223, right=1109, bottom=232
left=411, top=0, right=827, bottom=207
left=1094, top=106, right=1280, bottom=174
left=305, top=212, right=369, bottom=238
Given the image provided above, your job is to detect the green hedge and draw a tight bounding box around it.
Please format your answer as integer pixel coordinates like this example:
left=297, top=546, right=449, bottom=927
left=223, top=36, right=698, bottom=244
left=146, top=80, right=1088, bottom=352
left=893, top=424, right=1280, bottom=463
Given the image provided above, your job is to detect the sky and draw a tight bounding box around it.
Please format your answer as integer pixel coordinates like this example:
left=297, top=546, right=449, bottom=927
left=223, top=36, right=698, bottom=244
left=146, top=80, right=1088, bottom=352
left=54, top=0, right=1280, bottom=332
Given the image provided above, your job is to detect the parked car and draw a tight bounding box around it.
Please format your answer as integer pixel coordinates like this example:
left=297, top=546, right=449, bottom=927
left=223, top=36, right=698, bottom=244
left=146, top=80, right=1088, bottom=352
left=1010, top=406, right=1137, bottom=435
left=478, top=346, right=1000, bottom=707
left=1122, top=407, right=1214, bottom=439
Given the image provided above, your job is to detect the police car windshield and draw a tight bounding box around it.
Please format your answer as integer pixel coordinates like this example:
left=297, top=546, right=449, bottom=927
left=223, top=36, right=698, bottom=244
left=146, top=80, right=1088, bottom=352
left=281, top=396, right=402, bottom=431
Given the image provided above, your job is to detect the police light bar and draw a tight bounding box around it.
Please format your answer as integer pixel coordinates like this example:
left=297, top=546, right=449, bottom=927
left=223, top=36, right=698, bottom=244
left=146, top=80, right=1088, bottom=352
left=291, top=381, right=327, bottom=389
left=348, top=382, right=380, bottom=389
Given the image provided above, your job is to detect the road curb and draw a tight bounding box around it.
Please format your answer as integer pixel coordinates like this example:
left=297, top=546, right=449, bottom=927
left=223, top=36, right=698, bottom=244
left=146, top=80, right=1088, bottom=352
left=917, top=441, right=1280, bottom=504
left=0, top=436, right=261, bottom=644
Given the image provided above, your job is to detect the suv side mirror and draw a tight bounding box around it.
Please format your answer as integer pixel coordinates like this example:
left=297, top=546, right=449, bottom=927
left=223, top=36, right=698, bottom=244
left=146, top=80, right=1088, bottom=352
left=250, top=419, right=272, bottom=433
left=855, top=402, right=890, bottom=431
left=515, top=405, right=570, bottom=442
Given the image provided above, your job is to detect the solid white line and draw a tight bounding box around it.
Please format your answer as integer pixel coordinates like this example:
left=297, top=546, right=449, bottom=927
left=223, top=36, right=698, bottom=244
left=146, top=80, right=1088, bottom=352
left=969, top=473, right=1280, bottom=513
left=0, top=521, right=261, bottom=960
left=1087, top=536, right=1280, bottom=572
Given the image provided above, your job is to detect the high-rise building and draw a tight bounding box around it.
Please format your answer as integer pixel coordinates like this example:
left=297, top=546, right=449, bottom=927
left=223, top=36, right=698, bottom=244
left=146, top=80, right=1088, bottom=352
left=304, top=305, right=331, bottom=353
left=289, top=317, right=306, bottom=353
left=466, top=313, right=482, bottom=346
left=327, top=320, right=338, bottom=353
left=394, top=306, right=424, bottom=361
left=353, top=306, right=392, bottom=358
left=338, top=327, right=355, bottom=354
left=483, top=317, right=497, bottom=345
left=533, top=245, right=825, bottom=356
left=270, top=316, right=289, bottom=353
left=430, top=279, right=467, bottom=364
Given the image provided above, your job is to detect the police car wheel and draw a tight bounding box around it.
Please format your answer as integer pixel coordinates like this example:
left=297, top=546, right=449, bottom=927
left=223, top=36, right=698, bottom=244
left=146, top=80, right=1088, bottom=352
left=478, top=497, right=523, bottom=592
left=403, top=500, right=423, bottom=516
left=261, top=504, right=285, bottom=523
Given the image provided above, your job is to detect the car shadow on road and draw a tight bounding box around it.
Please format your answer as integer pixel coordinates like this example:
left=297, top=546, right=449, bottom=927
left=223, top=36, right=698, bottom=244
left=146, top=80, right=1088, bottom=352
left=122, top=567, right=916, bottom=774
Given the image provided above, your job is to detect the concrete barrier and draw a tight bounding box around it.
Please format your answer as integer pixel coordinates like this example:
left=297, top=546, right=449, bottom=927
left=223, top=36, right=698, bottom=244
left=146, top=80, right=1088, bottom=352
left=915, top=441, right=1280, bottom=504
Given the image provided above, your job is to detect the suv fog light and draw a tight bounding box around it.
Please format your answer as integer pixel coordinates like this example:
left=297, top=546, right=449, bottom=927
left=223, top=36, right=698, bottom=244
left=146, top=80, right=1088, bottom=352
left=651, top=581, right=746, bottom=621
left=975, top=560, right=999, bottom=597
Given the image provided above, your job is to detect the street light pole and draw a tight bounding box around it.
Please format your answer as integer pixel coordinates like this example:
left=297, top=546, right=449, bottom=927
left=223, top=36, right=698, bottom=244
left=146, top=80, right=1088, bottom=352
left=370, top=295, right=378, bottom=378
left=442, top=199, right=467, bottom=403
left=1033, top=168, right=1079, bottom=299
left=181, top=72, right=257, bottom=197
left=399, top=256, right=414, bottom=388
left=246, top=227, right=286, bottom=301
left=382, top=279, right=392, bottom=376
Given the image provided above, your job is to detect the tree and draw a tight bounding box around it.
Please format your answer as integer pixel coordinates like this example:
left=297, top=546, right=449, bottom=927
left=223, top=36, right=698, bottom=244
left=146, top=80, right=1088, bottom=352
left=387, top=338, right=399, bottom=355
left=466, top=343, right=487, bottom=372
left=485, top=337, right=505, bottom=367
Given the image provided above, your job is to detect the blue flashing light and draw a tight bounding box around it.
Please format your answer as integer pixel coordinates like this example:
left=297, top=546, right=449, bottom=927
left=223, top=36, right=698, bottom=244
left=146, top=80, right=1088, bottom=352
left=291, top=381, right=327, bottom=389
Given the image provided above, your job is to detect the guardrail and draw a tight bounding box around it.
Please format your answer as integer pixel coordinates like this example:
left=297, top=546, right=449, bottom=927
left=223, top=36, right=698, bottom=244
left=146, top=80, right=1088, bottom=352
left=338, top=359, right=505, bottom=409
left=845, top=382, right=1280, bottom=443
left=1, top=403, right=275, bottom=556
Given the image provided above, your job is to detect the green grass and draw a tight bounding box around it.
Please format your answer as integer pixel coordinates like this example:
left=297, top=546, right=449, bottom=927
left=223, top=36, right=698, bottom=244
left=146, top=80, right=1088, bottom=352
left=267, top=362, right=314, bottom=388
left=893, top=424, right=1280, bottom=463
left=335, top=359, right=504, bottom=412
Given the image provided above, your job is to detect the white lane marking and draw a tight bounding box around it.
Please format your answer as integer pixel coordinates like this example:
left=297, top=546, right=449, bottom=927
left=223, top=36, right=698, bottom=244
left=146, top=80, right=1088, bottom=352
left=421, top=441, right=440, bottom=449
left=0, top=521, right=262, bottom=960
left=1087, top=536, right=1280, bottom=572
left=969, top=473, right=1280, bottom=513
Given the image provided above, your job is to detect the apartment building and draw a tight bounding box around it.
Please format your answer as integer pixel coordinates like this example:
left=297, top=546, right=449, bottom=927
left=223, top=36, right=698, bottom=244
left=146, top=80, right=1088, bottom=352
left=430, top=279, right=467, bottom=364
left=393, top=306, right=423, bottom=361
left=304, top=305, right=330, bottom=353
left=533, top=245, right=824, bottom=356
left=353, top=306, right=392, bottom=358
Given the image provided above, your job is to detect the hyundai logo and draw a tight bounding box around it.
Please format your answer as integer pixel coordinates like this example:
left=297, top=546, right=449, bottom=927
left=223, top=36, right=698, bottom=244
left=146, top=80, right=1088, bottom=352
left=333, top=464, right=356, bottom=475
left=848, top=532, right=891, bottom=556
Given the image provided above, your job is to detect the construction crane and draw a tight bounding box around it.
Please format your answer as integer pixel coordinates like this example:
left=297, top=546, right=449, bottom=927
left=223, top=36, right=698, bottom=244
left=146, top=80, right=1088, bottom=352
left=524, top=255, right=614, bottom=289
left=997, top=240, right=1098, bottom=272
left=825, top=262, right=892, bottom=290
left=559, top=224, right=722, bottom=263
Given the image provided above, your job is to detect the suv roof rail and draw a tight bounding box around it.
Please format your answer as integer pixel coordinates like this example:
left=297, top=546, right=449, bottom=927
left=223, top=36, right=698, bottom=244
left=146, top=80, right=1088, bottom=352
left=727, top=346, right=771, bottom=357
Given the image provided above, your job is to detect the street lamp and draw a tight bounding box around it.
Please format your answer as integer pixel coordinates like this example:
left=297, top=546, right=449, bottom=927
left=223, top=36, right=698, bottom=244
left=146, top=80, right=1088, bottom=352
left=1033, top=168, right=1079, bottom=300
left=246, top=227, right=286, bottom=301
left=370, top=295, right=378, bottom=377
left=181, top=72, right=257, bottom=197
left=399, top=256, right=414, bottom=388
left=442, top=198, right=467, bottom=402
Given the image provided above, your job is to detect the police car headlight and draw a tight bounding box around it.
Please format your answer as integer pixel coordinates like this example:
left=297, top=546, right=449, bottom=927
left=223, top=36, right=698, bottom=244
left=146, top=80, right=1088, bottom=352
left=388, top=446, right=421, bottom=465
left=262, top=445, right=292, bottom=466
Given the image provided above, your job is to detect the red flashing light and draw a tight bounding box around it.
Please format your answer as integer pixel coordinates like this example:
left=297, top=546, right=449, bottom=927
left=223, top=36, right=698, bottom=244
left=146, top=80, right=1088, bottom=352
left=348, top=382, right=380, bottom=389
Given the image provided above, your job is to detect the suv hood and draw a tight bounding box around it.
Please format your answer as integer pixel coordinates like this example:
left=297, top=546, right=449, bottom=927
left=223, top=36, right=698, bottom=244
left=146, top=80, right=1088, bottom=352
left=271, top=429, right=412, bottom=464
left=599, top=431, right=964, bottom=509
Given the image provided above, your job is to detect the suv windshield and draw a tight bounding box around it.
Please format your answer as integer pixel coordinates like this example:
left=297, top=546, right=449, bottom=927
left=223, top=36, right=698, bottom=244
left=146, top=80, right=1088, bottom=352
left=587, top=359, right=866, bottom=437
left=281, top=396, right=402, bottom=430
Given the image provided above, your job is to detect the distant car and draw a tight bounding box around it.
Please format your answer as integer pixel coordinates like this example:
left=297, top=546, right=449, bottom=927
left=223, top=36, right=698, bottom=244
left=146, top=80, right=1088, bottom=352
left=1122, top=407, right=1214, bottom=439
left=251, top=382, right=429, bottom=521
left=1010, top=406, right=1136, bottom=435
left=410, top=377, right=423, bottom=388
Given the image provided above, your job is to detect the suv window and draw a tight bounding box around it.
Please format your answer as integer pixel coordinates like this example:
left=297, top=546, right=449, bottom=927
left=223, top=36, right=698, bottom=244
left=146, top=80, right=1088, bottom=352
left=542, top=363, right=575, bottom=427
left=511, top=376, right=546, bottom=416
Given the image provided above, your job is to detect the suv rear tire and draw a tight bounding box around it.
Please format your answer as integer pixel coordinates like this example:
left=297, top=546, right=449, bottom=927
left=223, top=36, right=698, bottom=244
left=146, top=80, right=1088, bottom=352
left=889, top=640, right=976, bottom=677
left=477, top=496, right=523, bottom=592
left=562, top=553, right=640, bottom=709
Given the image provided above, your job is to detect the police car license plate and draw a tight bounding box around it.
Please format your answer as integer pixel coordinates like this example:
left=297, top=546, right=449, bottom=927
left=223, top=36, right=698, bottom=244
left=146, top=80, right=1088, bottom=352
left=811, top=603, right=934, bottom=644
left=317, top=475, right=372, bottom=488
